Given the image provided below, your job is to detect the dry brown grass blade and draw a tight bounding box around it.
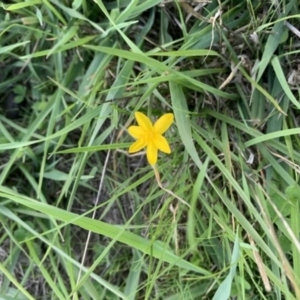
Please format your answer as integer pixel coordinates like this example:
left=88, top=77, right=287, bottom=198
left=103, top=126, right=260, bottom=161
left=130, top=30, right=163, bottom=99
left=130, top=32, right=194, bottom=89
left=248, top=234, right=271, bottom=292
left=254, top=184, right=300, bottom=298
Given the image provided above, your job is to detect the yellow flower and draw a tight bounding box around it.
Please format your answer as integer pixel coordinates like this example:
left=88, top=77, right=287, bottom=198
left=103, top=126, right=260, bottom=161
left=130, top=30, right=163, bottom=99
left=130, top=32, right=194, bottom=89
left=128, top=112, right=174, bottom=165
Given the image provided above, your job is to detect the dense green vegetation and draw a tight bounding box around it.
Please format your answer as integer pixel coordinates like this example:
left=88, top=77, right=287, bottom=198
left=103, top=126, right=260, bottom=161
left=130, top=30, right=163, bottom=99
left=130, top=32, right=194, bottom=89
left=1, top=0, right=300, bottom=299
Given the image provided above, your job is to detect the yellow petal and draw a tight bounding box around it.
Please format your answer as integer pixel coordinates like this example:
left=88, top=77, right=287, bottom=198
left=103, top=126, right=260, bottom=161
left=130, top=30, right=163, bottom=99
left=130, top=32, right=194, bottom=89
left=128, top=126, right=144, bottom=139
left=129, top=138, right=147, bottom=153
left=147, top=142, right=158, bottom=165
left=153, top=134, right=171, bottom=153
left=135, top=112, right=153, bottom=130
left=154, top=113, right=174, bottom=134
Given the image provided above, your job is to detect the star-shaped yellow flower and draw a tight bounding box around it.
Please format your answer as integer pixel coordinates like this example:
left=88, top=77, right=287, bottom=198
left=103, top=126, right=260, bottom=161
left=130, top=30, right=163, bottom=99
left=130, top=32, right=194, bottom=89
left=128, top=112, right=174, bottom=165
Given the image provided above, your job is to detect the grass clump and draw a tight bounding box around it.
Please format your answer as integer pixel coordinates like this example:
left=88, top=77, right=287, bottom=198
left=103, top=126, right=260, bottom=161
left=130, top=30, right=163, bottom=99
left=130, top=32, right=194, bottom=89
left=1, top=0, right=300, bottom=299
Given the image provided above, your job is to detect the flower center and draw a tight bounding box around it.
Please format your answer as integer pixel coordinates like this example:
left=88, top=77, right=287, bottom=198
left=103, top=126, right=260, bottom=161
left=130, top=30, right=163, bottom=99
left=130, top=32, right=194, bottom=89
left=144, top=129, right=155, bottom=143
